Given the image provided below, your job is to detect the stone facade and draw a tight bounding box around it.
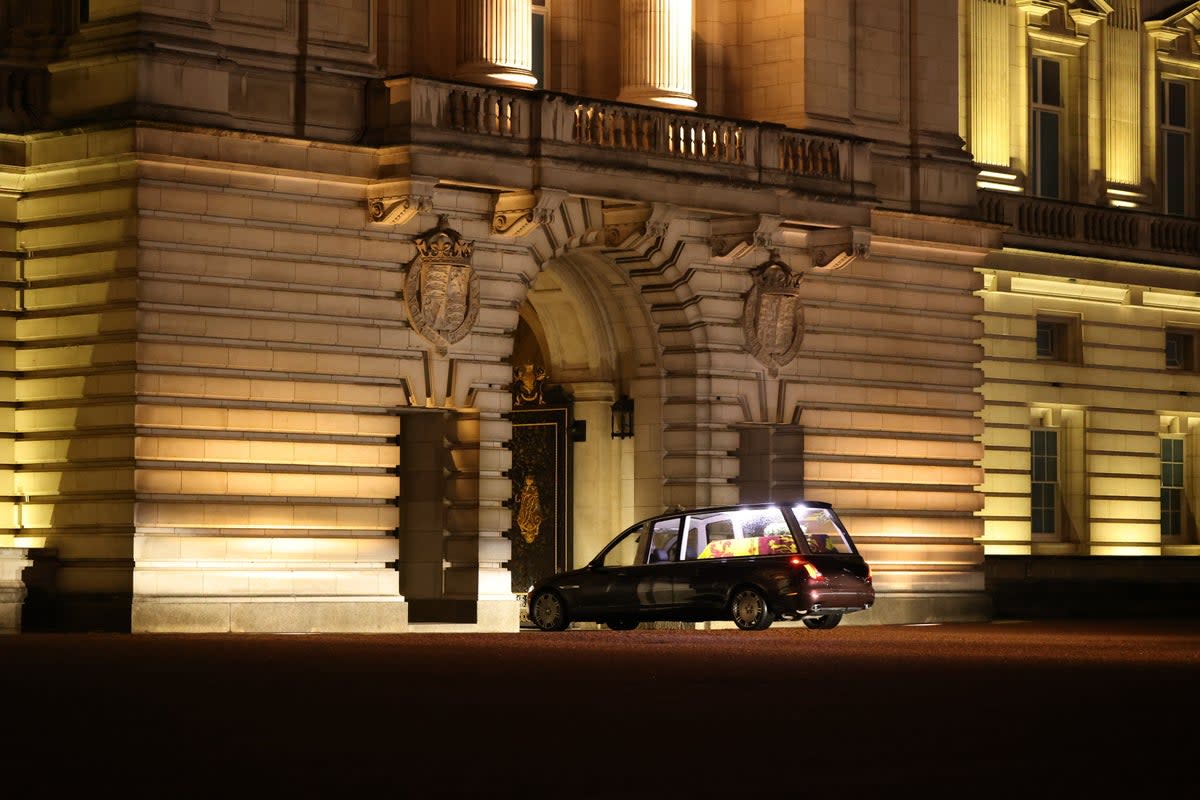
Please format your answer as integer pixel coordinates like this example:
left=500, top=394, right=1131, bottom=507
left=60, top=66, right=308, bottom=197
left=963, top=1, right=1200, bottom=558
left=0, top=1, right=1195, bottom=632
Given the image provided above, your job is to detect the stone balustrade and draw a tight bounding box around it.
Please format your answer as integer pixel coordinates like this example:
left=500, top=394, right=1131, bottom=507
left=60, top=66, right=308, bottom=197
left=980, top=190, right=1200, bottom=268
left=372, top=76, right=864, bottom=199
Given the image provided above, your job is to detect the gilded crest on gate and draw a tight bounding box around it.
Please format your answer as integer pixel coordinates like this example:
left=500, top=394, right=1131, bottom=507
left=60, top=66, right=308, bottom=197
left=742, top=252, right=805, bottom=376
left=404, top=220, right=479, bottom=354
left=512, top=363, right=547, bottom=407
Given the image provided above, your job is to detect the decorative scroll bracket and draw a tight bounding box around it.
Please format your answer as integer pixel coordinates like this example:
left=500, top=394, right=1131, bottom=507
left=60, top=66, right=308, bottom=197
left=806, top=226, right=871, bottom=272
left=492, top=188, right=569, bottom=238
left=710, top=214, right=784, bottom=261
left=602, top=202, right=678, bottom=248
left=368, top=177, right=437, bottom=226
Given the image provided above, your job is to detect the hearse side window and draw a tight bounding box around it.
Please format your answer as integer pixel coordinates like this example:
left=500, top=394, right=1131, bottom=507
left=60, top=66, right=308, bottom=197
left=646, top=518, right=683, bottom=563
left=595, top=523, right=646, bottom=567
left=687, top=507, right=797, bottom=559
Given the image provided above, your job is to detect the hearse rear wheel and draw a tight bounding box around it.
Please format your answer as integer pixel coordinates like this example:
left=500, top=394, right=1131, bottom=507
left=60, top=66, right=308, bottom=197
left=802, top=613, right=843, bottom=630
left=730, top=587, right=774, bottom=631
left=530, top=591, right=569, bottom=631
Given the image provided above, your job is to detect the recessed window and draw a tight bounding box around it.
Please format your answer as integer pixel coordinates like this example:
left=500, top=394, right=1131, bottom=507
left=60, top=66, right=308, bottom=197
left=1031, top=429, right=1059, bottom=536
left=1160, top=79, right=1192, bottom=216
left=1166, top=330, right=1196, bottom=371
left=531, top=1, right=548, bottom=89
left=1161, top=438, right=1185, bottom=539
left=1036, top=317, right=1077, bottom=362
left=1031, top=56, right=1063, bottom=199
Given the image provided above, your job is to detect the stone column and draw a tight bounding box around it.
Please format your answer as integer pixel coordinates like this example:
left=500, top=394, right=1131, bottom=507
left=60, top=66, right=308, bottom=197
left=456, top=0, right=538, bottom=89
left=618, top=0, right=697, bottom=110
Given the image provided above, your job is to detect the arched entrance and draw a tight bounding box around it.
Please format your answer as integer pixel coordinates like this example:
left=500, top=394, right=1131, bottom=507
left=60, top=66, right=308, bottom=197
left=506, top=249, right=660, bottom=598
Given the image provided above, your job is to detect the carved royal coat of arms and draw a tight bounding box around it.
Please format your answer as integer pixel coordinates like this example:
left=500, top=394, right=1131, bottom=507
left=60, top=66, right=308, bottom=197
left=404, top=221, right=479, bottom=355
left=743, top=254, right=805, bottom=376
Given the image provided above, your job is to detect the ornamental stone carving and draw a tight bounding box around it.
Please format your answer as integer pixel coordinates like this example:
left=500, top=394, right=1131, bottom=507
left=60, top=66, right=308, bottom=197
left=743, top=253, right=805, bottom=376
left=806, top=226, right=871, bottom=271
left=368, top=178, right=436, bottom=226
left=404, top=220, right=479, bottom=355
left=369, top=194, right=433, bottom=225
left=602, top=202, right=677, bottom=247
left=492, top=188, right=568, bottom=238
left=710, top=214, right=783, bottom=260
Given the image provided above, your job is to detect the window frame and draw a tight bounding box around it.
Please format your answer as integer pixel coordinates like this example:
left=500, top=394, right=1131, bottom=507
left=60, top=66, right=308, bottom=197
left=1035, top=315, right=1080, bottom=363
left=1030, top=54, right=1064, bottom=199
left=1161, top=437, right=1186, bottom=539
left=1166, top=328, right=1197, bottom=372
left=1031, top=428, right=1060, bottom=537
left=1160, top=77, right=1193, bottom=216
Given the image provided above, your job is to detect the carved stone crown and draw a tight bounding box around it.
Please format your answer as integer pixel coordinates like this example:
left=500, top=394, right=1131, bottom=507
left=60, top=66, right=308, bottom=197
left=415, top=222, right=473, bottom=261
left=753, top=254, right=804, bottom=292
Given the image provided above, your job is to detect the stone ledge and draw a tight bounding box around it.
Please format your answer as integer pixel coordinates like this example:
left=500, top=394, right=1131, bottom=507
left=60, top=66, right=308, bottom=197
left=131, top=597, right=409, bottom=633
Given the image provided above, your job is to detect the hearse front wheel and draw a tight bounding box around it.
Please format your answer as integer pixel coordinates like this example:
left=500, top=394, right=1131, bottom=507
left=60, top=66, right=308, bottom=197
left=802, top=613, right=843, bottom=630
left=530, top=591, right=569, bottom=631
left=730, top=587, right=774, bottom=631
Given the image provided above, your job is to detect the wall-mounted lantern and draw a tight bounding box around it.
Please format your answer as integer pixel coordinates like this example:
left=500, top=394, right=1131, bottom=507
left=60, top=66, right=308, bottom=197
left=611, top=395, right=634, bottom=439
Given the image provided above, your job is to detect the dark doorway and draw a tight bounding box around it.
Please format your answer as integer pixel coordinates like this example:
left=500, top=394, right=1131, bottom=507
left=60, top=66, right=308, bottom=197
left=506, top=364, right=573, bottom=598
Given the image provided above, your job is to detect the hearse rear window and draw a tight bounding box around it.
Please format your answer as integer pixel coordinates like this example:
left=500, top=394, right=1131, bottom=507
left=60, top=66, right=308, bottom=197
left=791, top=504, right=854, bottom=554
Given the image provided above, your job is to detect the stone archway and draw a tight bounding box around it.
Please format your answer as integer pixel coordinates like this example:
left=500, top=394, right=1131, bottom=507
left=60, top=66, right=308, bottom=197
left=511, top=247, right=661, bottom=572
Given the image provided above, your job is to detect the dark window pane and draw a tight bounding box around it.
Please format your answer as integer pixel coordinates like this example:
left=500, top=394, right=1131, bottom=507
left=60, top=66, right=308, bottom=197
left=1037, top=111, right=1060, bottom=198
left=1164, top=131, right=1187, bottom=215
left=1167, top=81, right=1188, bottom=128
left=1167, top=332, right=1185, bottom=368
left=1036, top=321, right=1055, bottom=357
left=531, top=13, right=545, bottom=88
left=1041, top=59, right=1062, bottom=107
left=1171, top=331, right=1200, bottom=371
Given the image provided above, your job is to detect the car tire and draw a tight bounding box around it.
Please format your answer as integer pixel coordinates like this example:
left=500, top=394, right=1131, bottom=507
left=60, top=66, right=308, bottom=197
left=605, top=618, right=639, bottom=631
left=802, top=613, right=843, bottom=630
left=530, top=591, right=569, bottom=631
left=730, top=586, right=774, bottom=631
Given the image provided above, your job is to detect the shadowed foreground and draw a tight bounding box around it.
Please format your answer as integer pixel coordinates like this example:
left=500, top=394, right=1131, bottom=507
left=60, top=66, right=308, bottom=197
left=2, top=620, right=1198, bottom=798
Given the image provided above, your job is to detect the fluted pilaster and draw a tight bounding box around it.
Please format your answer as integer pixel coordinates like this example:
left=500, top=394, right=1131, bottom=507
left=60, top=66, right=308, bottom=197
left=969, top=0, right=1012, bottom=169
left=618, top=0, right=696, bottom=110
left=1104, top=0, right=1142, bottom=188
left=456, top=0, right=537, bottom=89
